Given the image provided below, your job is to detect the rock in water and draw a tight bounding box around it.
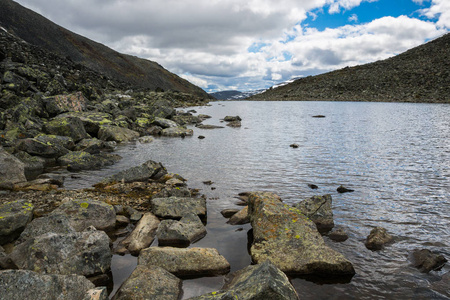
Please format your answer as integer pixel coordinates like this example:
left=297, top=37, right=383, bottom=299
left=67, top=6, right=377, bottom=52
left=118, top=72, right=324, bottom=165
left=151, top=197, right=207, bottom=219
left=102, top=160, right=167, bottom=184
left=120, top=212, right=160, bottom=255
left=0, top=200, right=34, bottom=245
left=337, top=185, right=354, bottom=193
left=365, top=227, right=394, bottom=250
left=247, top=191, right=355, bottom=276
left=410, top=249, right=447, bottom=273
left=156, top=213, right=207, bottom=247
left=293, top=194, right=334, bottom=233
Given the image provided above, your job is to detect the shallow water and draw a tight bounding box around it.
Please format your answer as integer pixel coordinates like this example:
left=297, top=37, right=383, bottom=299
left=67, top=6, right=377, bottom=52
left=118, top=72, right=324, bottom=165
left=63, top=101, right=449, bottom=299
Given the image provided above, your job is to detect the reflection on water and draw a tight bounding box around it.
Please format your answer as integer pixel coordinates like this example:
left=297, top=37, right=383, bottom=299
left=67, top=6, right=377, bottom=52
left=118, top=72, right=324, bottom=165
left=64, top=101, right=449, bottom=299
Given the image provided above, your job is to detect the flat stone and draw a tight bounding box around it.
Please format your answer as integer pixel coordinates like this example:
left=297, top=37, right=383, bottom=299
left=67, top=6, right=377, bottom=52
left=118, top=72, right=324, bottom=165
left=151, top=197, right=206, bottom=219
left=0, top=199, right=34, bottom=245
left=220, top=209, right=240, bottom=218
left=102, top=160, right=167, bottom=184
left=120, top=212, right=160, bottom=255
left=160, top=127, right=194, bottom=137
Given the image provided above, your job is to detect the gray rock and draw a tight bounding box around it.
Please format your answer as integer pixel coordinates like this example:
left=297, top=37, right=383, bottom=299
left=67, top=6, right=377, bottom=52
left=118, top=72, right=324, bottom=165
left=248, top=192, right=355, bottom=276
left=227, top=206, right=250, bottom=225
left=11, top=229, right=111, bottom=276
left=120, top=212, right=160, bottom=255
left=152, top=117, right=179, bottom=129
left=15, top=137, right=70, bottom=158
left=138, top=136, right=154, bottom=144
left=226, top=120, right=242, bottom=128
left=151, top=197, right=207, bottom=219
left=74, top=138, right=105, bottom=154
left=410, top=249, right=447, bottom=273
left=161, top=127, right=194, bottom=137
left=139, top=247, right=230, bottom=278
left=14, top=151, right=46, bottom=179
left=51, top=199, right=116, bottom=232
left=223, top=116, right=242, bottom=122
left=195, top=124, right=224, bottom=129
left=221, top=209, right=240, bottom=218
left=35, top=134, right=76, bottom=150
left=112, top=265, right=182, bottom=300
left=103, top=160, right=167, bottom=184
left=43, top=117, right=90, bottom=142
left=0, top=200, right=34, bottom=245
left=0, top=245, right=16, bottom=269
left=0, top=270, right=95, bottom=300
left=98, top=125, right=139, bottom=143
left=15, top=214, right=75, bottom=245
left=430, top=272, right=450, bottom=297
left=57, top=111, right=113, bottom=136
left=0, top=147, right=26, bottom=189
left=157, top=213, right=206, bottom=247
left=43, top=92, right=87, bottom=116
left=328, top=227, right=349, bottom=242
left=365, top=227, right=394, bottom=250
left=293, top=194, right=334, bottom=233
left=57, top=151, right=122, bottom=172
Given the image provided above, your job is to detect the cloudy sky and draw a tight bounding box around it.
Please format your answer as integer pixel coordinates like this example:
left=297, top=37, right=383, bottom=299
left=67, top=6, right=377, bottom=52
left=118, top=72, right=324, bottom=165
left=14, top=0, right=450, bottom=93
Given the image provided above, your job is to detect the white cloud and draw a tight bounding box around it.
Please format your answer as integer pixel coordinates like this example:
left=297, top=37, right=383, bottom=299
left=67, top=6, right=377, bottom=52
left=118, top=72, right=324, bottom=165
left=349, top=14, right=359, bottom=22
left=328, top=0, right=378, bottom=14
left=419, top=0, right=450, bottom=29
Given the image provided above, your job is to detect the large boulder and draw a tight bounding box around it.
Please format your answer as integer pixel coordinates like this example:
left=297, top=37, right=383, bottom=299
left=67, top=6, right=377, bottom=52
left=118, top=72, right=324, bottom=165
left=56, top=111, right=113, bottom=136
left=293, top=194, right=334, bottom=233
left=112, top=265, right=182, bottom=300
left=15, top=137, right=70, bottom=158
left=0, top=270, right=96, bottom=300
left=50, top=199, right=116, bottom=232
left=0, top=200, right=34, bottom=245
left=365, top=227, right=394, bottom=250
left=160, top=127, right=193, bottom=137
left=102, top=160, right=167, bottom=184
left=43, top=117, right=90, bottom=142
left=0, top=147, right=26, bottom=189
left=15, top=214, right=75, bottom=245
left=247, top=192, right=355, bottom=276
left=98, top=125, right=139, bottom=143
left=156, top=213, right=207, bottom=247
left=138, top=247, right=230, bottom=278
left=43, top=92, right=87, bottom=117
left=11, top=229, right=111, bottom=276
left=190, top=261, right=299, bottom=300
left=120, top=212, right=160, bottom=255
left=74, top=138, right=110, bottom=154
left=57, top=151, right=122, bottom=171
left=410, top=249, right=447, bottom=273
left=35, top=134, right=75, bottom=151
left=152, top=117, right=179, bottom=129
left=14, top=151, right=46, bottom=179
left=151, top=197, right=207, bottom=219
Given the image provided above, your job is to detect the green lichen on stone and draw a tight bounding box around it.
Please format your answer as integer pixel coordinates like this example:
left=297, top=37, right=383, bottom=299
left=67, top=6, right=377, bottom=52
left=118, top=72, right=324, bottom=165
left=80, top=202, right=89, bottom=209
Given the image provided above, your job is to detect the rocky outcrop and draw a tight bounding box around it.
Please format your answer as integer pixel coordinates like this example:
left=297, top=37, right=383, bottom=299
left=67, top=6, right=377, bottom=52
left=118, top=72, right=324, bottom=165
left=102, top=160, right=167, bottom=184
left=16, top=137, right=70, bottom=158
left=365, top=227, right=394, bottom=250
left=0, top=199, right=34, bottom=245
left=112, top=265, right=182, bottom=300
left=151, top=196, right=207, bottom=219
left=156, top=213, right=207, bottom=247
left=247, top=191, right=355, bottom=276
left=120, top=212, right=160, bottom=255
left=293, top=194, right=334, bottom=233
left=0, top=146, right=26, bottom=188
left=0, top=270, right=96, bottom=300
left=190, top=261, right=299, bottom=300
left=138, top=247, right=230, bottom=278
left=410, top=249, right=447, bottom=273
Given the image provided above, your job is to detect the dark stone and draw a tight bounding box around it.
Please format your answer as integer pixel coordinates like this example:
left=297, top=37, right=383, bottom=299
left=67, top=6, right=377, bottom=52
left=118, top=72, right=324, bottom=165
left=156, top=213, right=207, bottom=247
left=410, top=249, right=447, bottom=273
left=365, top=227, right=394, bottom=250
left=308, top=184, right=319, bottom=189
left=221, top=209, right=240, bottom=218
left=0, top=200, right=34, bottom=245
left=293, top=194, right=334, bottom=233
left=337, top=185, right=354, bottom=193
left=328, top=227, right=349, bottom=242
left=290, top=143, right=299, bottom=148
left=43, top=117, right=90, bottom=142
left=102, top=160, right=167, bottom=184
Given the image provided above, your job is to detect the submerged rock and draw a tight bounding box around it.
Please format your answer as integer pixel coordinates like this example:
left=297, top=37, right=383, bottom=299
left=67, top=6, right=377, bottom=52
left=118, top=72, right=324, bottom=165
left=112, top=265, right=182, bottom=300
left=365, top=227, right=394, bottom=250
left=221, top=209, right=240, bottom=219
left=328, top=227, right=349, bottom=242
left=293, top=194, right=334, bottom=233
left=226, top=120, right=241, bottom=128
left=120, top=212, right=160, bottom=255
left=247, top=191, right=355, bottom=276
left=430, top=272, right=450, bottom=297
left=138, top=247, right=230, bottom=278
left=410, top=249, right=447, bottom=273
left=223, top=116, right=242, bottom=122
left=0, top=200, right=34, bottom=245
left=157, top=213, right=207, bottom=247
left=151, top=196, right=207, bottom=219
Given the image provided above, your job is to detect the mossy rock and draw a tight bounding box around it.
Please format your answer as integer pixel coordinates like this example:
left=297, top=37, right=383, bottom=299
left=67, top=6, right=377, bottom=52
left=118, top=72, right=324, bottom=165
left=43, top=117, right=90, bottom=142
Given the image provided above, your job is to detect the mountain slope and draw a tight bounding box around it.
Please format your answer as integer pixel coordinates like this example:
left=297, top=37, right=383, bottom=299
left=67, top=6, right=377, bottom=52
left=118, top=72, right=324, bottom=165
left=0, top=0, right=210, bottom=98
left=250, top=33, right=450, bottom=103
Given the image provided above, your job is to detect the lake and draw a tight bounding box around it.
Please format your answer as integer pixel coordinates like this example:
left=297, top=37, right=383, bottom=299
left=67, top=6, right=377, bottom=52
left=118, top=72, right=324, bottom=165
left=63, top=101, right=450, bottom=299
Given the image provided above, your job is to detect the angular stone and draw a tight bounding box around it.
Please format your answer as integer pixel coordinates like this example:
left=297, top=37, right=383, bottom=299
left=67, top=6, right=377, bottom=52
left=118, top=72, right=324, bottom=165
left=57, top=151, right=122, bottom=171
left=157, top=213, right=206, bottom=247
left=112, top=265, right=182, bottom=300
left=15, top=137, right=70, bottom=158
left=102, top=160, right=167, bottom=184
left=221, top=209, right=240, bottom=218
left=151, top=197, right=206, bottom=219
left=35, top=134, right=75, bottom=150
left=0, top=270, right=95, bottom=300
left=227, top=206, right=250, bottom=225
left=0, top=245, right=16, bottom=269
left=11, top=229, right=111, bottom=276
left=293, top=194, right=334, bottom=233
left=410, top=249, right=447, bottom=273
left=44, top=92, right=87, bottom=116
left=328, top=227, right=349, bottom=242
left=120, top=212, right=160, bottom=255
left=51, top=199, right=116, bottom=232
left=365, top=227, right=394, bottom=250
left=0, top=147, right=26, bottom=188
left=0, top=200, right=34, bottom=245
left=14, top=151, right=46, bottom=179
left=248, top=191, right=355, bottom=276
left=57, top=111, right=113, bottom=136
left=160, top=127, right=193, bottom=137
left=152, top=117, right=179, bottom=129
left=98, top=125, right=139, bottom=143
left=138, top=247, right=230, bottom=278
left=43, top=117, right=90, bottom=142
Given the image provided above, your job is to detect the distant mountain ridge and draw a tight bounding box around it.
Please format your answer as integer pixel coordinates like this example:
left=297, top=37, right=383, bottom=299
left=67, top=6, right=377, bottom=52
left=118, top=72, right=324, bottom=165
left=0, top=0, right=211, bottom=98
left=210, top=89, right=265, bottom=100
left=250, top=33, right=450, bottom=103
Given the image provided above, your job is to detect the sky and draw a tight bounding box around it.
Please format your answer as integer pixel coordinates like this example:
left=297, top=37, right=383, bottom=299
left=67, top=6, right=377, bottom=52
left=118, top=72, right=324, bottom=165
left=14, top=0, right=450, bottom=93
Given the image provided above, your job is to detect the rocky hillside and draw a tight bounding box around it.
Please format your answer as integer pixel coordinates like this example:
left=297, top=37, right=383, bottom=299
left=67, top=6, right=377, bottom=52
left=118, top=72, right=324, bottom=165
left=0, top=0, right=210, bottom=98
left=250, top=33, right=450, bottom=103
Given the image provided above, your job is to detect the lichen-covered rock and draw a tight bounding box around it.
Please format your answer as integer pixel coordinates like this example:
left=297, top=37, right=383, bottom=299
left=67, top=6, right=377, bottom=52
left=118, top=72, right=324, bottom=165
left=410, top=249, right=447, bottom=273
left=157, top=213, right=206, bottom=247
left=102, top=160, right=167, bottom=184
left=226, top=120, right=241, bottom=128
left=151, top=197, right=207, bottom=219
left=160, top=127, right=193, bottom=137
left=0, top=147, right=26, bottom=189
left=35, top=134, right=75, bottom=151
left=57, top=151, right=122, bottom=171
left=293, top=194, right=334, bottom=233
left=190, top=261, right=299, bottom=300
left=74, top=138, right=106, bottom=154
left=57, top=112, right=113, bottom=136
left=0, top=199, right=34, bottom=245
left=139, top=247, right=230, bottom=278
left=112, top=265, right=182, bottom=300
left=14, top=151, right=46, bottom=179
left=43, top=92, right=87, bottom=116
left=227, top=206, right=249, bottom=225
left=0, top=270, right=95, bottom=300
left=11, top=229, right=111, bottom=276
left=50, top=199, right=116, bottom=232
left=15, top=137, right=70, bottom=158
left=120, top=212, right=160, bottom=255
left=98, top=125, right=139, bottom=143
left=365, top=227, right=394, bottom=250
left=152, top=117, right=179, bottom=129
left=43, top=117, right=90, bottom=142
left=223, top=116, right=242, bottom=122
left=247, top=191, right=355, bottom=276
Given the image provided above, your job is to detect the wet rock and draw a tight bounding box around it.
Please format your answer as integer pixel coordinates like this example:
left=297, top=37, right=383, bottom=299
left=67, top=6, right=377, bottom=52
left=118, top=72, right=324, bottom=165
left=223, top=116, right=242, bottom=122
left=0, top=200, right=34, bottom=245
left=112, top=265, right=182, bottom=300
left=137, top=136, right=154, bottom=144
left=328, top=227, right=349, bottom=242
left=43, top=117, right=90, bottom=142
left=191, top=260, right=299, bottom=300
left=138, top=247, right=230, bottom=278
left=152, top=117, right=179, bottom=129
left=337, top=185, right=354, bottom=193
left=120, top=212, right=160, bottom=255
left=11, top=229, right=111, bottom=276
left=57, top=151, right=122, bottom=171
left=195, top=124, right=224, bottom=129
left=247, top=191, right=355, bottom=276
left=430, top=272, right=450, bottom=297
left=308, top=184, right=319, bottom=189
left=35, top=134, right=76, bottom=151
left=16, top=137, right=70, bottom=158
left=102, top=160, right=167, bottom=184
left=312, top=115, right=326, bottom=118
left=293, top=194, right=334, bottom=233
left=227, top=206, right=250, bottom=225
left=51, top=199, right=116, bottom=232
left=198, top=135, right=205, bottom=139
left=0, top=270, right=96, bottom=300
left=15, top=214, right=75, bottom=245
left=160, top=127, right=194, bottom=137
left=365, top=227, right=394, bottom=250
left=74, top=138, right=106, bottom=154
left=0, top=147, right=26, bottom=189
left=410, top=249, right=447, bottom=273
left=98, top=125, right=139, bottom=143
left=221, top=209, right=240, bottom=218
left=290, top=143, right=299, bottom=148
left=36, top=173, right=65, bottom=187
left=43, top=92, right=87, bottom=116
left=151, top=197, right=207, bottom=219
left=157, top=213, right=207, bottom=247
left=226, top=120, right=241, bottom=128
left=198, top=114, right=212, bottom=120
left=14, top=151, right=45, bottom=179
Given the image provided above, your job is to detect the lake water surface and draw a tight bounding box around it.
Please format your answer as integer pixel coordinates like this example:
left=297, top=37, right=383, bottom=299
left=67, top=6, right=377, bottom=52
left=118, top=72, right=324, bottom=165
left=64, top=101, right=449, bottom=299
